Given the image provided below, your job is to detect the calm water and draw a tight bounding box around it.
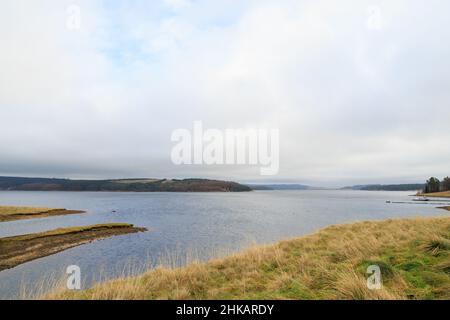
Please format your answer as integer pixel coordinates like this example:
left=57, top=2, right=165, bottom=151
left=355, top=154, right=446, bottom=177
left=0, top=190, right=448, bottom=299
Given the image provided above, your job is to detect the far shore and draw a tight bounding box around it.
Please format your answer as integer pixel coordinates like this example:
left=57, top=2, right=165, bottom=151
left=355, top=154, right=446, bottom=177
left=0, top=206, right=85, bottom=222
left=0, top=224, right=147, bottom=271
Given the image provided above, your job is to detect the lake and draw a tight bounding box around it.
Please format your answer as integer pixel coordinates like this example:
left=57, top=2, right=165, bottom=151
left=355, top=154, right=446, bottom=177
left=0, top=190, right=448, bottom=299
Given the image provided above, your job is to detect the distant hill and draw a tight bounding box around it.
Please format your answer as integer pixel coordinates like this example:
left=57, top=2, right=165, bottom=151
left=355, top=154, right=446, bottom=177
left=342, top=184, right=425, bottom=191
left=0, top=177, right=251, bottom=192
left=246, top=184, right=319, bottom=190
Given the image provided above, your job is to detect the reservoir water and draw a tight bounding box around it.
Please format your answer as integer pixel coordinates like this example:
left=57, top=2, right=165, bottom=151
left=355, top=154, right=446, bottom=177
left=0, top=190, right=448, bottom=299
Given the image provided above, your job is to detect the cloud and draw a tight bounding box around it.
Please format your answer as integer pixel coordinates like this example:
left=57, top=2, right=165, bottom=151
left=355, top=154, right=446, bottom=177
left=0, top=0, right=449, bottom=185
left=164, top=0, right=191, bottom=11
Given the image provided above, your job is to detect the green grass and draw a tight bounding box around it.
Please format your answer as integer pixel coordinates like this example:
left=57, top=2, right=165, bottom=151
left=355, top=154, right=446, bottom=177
left=357, top=235, right=450, bottom=299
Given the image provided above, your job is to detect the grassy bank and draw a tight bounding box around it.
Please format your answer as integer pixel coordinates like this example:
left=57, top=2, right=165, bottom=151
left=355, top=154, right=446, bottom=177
left=421, top=191, right=450, bottom=198
left=46, top=217, right=450, bottom=300
left=0, top=224, right=147, bottom=271
left=0, top=206, right=84, bottom=222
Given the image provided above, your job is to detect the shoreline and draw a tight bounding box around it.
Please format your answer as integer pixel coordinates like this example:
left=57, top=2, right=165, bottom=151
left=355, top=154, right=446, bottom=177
left=0, top=206, right=85, bottom=222
left=0, top=224, right=147, bottom=271
left=417, top=191, right=450, bottom=198
left=45, top=216, right=450, bottom=300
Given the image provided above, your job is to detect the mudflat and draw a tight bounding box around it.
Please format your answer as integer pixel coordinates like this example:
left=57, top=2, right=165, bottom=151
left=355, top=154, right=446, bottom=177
left=0, top=224, right=147, bottom=271
left=0, top=206, right=85, bottom=222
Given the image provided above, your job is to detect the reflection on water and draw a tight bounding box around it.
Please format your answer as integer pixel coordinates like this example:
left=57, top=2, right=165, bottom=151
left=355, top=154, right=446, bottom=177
left=0, top=190, right=447, bottom=299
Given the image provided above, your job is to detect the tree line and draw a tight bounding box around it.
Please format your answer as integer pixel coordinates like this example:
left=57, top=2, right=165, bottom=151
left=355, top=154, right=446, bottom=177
left=423, top=176, right=450, bottom=193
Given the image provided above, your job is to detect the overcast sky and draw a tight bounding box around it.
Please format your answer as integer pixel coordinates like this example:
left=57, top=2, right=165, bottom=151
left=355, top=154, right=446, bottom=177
left=1, top=0, right=449, bottom=187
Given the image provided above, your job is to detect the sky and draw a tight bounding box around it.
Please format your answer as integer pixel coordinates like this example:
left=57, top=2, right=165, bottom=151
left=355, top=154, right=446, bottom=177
left=0, top=0, right=449, bottom=187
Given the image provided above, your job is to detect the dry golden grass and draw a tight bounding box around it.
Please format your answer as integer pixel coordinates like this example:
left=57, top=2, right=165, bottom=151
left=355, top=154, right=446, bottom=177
left=0, top=206, right=84, bottom=222
left=422, top=191, right=450, bottom=198
left=0, top=206, right=58, bottom=216
left=45, top=217, right=450, bottom=300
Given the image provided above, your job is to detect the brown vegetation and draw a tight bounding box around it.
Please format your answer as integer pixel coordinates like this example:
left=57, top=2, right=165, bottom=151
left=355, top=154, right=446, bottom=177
left=0, top=206, right=84, bottom=222
left=422, top=191, right=450, bottom=198
left=0, top=224, right=147, bottom=271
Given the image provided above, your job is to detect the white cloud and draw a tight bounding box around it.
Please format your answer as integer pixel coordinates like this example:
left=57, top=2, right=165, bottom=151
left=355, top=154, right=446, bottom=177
left=164, top=0, right=191, bottom=11
left=0, top=0, right=449, bottom=185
